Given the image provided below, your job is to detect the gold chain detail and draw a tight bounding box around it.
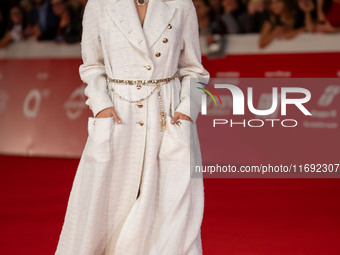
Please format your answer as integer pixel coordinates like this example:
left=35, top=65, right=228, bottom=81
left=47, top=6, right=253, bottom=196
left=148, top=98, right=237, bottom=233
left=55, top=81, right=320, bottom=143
left=106, top=71, right=179, bottom=131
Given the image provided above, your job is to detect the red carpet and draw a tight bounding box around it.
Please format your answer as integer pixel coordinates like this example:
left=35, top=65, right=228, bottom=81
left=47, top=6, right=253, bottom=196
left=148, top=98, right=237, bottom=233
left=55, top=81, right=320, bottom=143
left=0, top=154, right=339, bottom=255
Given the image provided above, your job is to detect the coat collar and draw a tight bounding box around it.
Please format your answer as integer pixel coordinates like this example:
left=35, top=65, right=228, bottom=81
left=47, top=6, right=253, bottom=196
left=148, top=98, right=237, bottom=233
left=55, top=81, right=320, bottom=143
left=104, top=0, right=176, bottom=61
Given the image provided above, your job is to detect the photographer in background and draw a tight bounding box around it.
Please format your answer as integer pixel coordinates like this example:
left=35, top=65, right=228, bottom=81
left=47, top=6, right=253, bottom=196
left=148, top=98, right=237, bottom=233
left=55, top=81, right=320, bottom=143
left=221, top=0, right=250, bottom=33
left=297, top=0, right=317, bottom=32
left=52, top=0, right=81, bottom=44
left=0, top=5, right=29, bottom=48
left=259, top=0, right=305, bottom=48
left=195, top=0, right=228, bottom=36
left=27, top=0, right=59, bottom=40
left=247, top=0, right=268, bottom=33
left=316, top=0, right=340, bottom=33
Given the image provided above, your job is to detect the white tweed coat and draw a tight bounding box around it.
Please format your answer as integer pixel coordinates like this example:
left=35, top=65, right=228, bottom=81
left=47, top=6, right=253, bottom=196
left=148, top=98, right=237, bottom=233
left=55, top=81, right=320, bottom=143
left=55, top=0, right=210, bottom=254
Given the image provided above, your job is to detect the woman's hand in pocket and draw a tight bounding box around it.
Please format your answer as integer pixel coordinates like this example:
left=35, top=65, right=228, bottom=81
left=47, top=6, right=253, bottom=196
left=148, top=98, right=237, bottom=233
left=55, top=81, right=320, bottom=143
left=171, top=111, right=191, bottom=124
left=95, top=107, right=122, bottom=124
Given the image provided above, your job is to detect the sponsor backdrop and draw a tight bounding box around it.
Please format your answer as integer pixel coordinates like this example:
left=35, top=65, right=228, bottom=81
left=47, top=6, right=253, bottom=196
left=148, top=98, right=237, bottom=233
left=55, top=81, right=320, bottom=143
left=0, top=36, right=339, bottom=173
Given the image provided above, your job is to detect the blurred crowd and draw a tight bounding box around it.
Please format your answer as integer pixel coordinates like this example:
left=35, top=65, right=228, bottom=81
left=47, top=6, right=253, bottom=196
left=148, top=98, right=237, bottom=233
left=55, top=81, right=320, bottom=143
left=0, top=0, right=85, bottom=48
left=195, top=0, right=340, bottom=48
left=0, top=0, right=339, bottom=49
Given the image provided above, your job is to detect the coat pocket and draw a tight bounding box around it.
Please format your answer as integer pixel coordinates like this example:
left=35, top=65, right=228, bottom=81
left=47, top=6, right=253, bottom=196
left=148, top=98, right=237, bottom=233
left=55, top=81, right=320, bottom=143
left=85, top=117, right=114, bottom=162
left=158, top=115, right=193, bottom=163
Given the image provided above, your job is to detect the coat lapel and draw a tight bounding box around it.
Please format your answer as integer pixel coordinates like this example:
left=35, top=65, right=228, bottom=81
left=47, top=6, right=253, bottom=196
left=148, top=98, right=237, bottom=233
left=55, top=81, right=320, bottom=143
left=104, top=0, right=176, bottom=61
left=143, top=0, right=176, bottom=48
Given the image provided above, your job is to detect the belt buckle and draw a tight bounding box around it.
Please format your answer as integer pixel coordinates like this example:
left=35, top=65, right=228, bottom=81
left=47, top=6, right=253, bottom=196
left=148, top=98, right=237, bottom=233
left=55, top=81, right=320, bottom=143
left=136, top=81, right=142, bottom=90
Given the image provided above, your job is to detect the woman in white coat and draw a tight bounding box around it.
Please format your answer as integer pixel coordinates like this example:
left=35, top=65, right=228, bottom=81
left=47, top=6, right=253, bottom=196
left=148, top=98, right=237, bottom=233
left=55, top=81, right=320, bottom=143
left=55, top=0, right=210, bottom=254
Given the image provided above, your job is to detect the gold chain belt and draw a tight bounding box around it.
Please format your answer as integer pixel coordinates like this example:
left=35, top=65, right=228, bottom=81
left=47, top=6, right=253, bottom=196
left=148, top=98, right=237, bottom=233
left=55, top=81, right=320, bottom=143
left=106, top=71, right=179, bottom=131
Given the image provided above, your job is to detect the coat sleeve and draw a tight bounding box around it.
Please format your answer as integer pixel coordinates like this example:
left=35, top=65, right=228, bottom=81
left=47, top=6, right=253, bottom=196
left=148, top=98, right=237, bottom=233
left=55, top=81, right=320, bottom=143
left=174, top=1, right=210, bottom=123
left=79, top=0, right=114, bottom=117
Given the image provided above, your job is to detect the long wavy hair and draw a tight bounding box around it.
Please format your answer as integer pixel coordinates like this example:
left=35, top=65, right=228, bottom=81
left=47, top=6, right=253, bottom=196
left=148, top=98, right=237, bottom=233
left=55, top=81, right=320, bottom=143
left=265, top=0, right=298, bottom=29
left=7, top=5, right=28, bottom=32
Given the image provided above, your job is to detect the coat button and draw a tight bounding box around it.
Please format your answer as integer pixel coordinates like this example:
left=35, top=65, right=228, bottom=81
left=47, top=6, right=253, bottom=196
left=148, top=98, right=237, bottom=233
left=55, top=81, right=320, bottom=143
left=138, top=121, right=144, bottom=126
left=144, top=65, right=152, bottom=70
left=167, top=24, right=172, bottom=29
left=162, top=38, right=168, bottom=43
left=155, top=52, right=161, bottom=57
